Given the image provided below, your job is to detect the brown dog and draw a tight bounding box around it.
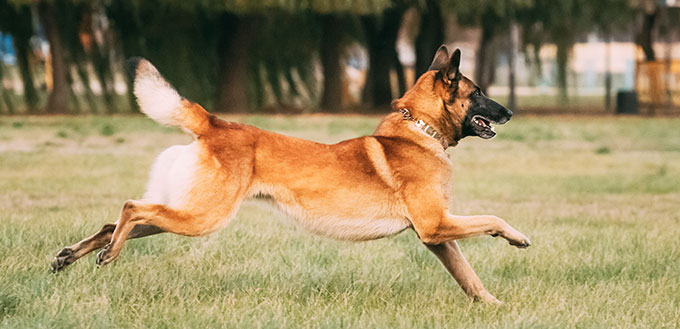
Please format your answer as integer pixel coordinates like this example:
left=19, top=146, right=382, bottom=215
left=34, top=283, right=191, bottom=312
left=51, top=45, right=530, bottom=304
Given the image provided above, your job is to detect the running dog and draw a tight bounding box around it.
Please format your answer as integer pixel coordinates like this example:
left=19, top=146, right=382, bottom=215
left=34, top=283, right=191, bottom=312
left=51, top=45, right=530, bottom=304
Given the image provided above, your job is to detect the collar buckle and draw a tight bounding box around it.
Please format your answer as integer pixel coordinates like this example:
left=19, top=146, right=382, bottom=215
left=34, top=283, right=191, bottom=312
left=399, top=108, right=412, bottom=120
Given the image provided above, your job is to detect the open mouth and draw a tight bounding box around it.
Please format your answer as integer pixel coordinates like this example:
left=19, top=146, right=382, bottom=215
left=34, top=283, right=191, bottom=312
left=471, top=115, right=499, bottom=139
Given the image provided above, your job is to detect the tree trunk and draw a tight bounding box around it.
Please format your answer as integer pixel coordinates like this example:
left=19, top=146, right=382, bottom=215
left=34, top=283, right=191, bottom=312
left=361, top=6, right=406, bottom=109
left=393, top=47, right=406, bottom=96
left=604, top=32, right=612, bottom=112
left=88, top=3, right=116, bottom=112
left=555, top=37, right=570, bottom=104
left=320, top=14, right=343, bottom=112
left=75, top=59, right=99, bottom=113
left=13, top=34, right=38, bottom=112
left=507, top=22, right=518, bottom=110
left=475, top=22, right=497, bottom=94
left=415, top=0, right=444, bottom=77
left=663, top=7, right=672, bottom=109
left=361, top=19, right=392, bottom=108
left=3, top=3, right=36, bottom=113
left=0, top=65, right=16, bottom=114
left=65, top=64, right=81, bottom=113
left=637, top=8, right=657, bottom=61
left=39, top=0, right=69, bottom=114
left=91, top=40, right=115, bottom=112
left=216, top=14, right=257, bottom=113
left=0, top=90, right=15, bottom=115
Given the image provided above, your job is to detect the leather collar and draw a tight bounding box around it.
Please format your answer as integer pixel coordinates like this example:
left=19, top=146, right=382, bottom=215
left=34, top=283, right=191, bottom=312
left=398, top=108, right=447, bottom=148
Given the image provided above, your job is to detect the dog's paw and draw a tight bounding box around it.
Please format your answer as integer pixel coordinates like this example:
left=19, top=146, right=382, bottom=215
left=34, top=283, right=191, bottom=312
left=51, top=247, right=74, bottom=273
left=502, top=229, right=531, bottom=249
left=473, top=291, right=503, bottom=305
left=509, top=236, right=531, bottom=248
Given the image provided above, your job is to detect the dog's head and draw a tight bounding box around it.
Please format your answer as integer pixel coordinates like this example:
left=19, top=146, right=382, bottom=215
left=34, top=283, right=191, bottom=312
left=423, top=45, right=513, bottom=142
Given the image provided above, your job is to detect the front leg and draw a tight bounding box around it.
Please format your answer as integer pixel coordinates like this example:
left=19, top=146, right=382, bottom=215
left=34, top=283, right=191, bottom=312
left=402, top=183, right=530, bottom=303
left=425, top=240, right=501, bottom=304
left=402, top=182, right=530, bottom=247
left=416, top=213, right=531, bottom=247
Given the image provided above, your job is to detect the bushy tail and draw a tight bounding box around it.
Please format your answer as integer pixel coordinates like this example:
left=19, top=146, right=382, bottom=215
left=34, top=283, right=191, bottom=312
left=128, top=57, right=211, bottom=135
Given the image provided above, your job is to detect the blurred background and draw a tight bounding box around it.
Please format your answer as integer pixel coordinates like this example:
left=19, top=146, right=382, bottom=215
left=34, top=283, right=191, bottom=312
left=0, top=0, right=679, bottom=115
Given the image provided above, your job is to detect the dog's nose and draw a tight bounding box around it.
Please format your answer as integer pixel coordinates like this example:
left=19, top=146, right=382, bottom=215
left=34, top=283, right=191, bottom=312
left=506, top=108, right=513, bottom=118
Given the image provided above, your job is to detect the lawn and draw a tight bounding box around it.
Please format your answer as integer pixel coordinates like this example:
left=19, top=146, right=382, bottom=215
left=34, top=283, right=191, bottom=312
left=1, top=114, right=679, bottom=328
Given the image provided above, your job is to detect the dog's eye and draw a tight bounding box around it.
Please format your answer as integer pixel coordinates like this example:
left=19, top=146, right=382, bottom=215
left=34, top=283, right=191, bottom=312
left=473, top=89, right=481, bottom=97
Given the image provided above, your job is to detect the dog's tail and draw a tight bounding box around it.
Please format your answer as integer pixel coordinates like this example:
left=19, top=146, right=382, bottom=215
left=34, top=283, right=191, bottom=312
left=128, top=57, right=212, bottom=135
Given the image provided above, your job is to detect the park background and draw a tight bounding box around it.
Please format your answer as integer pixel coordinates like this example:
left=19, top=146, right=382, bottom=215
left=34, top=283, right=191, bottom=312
left=1, top=0, right=680, bottom=328
left=1, top=0, right=679, bottom=115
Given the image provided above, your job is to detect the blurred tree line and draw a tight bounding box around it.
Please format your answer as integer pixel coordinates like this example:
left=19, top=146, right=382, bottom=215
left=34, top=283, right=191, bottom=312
left=0, top=0, right=676, bottom=114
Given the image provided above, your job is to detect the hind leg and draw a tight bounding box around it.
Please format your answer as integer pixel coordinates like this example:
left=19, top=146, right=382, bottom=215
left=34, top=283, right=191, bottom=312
left=51, top=224, right=163, bottom=272
left=96, top=200, right=236, bottom=266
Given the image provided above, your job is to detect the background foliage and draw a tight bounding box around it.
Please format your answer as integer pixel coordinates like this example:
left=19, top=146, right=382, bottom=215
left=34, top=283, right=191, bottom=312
left=0, top=0, right=676, bottom=114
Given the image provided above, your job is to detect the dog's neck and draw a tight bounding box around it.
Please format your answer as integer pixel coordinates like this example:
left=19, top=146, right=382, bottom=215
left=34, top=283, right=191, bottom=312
left=373, top=111, right=460, bottom=151
left=382, top=74, right=464, bottom=148
left=396, top=108, right=448, bottom=148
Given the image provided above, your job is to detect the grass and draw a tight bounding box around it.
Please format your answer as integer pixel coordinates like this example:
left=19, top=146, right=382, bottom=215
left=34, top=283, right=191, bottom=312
left=1, top=114, right=680, bottom=328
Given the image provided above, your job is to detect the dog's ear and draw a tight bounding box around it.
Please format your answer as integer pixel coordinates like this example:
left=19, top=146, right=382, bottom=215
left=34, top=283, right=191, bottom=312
left=428, top=45, right=450, bottom=72
left=429, top=46, right=461, bottom=85
left=446, top=48, right=461, bottom=83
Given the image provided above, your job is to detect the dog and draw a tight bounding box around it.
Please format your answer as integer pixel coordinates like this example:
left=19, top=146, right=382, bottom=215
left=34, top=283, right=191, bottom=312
left=51, top=45, right=530, bottom=304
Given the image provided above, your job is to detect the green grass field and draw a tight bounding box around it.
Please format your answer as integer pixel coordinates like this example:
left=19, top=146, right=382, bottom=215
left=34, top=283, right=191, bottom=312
left=1, top=114, right=679, bottom=328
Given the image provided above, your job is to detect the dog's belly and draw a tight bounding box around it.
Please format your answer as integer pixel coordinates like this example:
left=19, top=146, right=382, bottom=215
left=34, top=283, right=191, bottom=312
left=297, top=215, right=412, bottom=241
left=250, top=183, right=411, bottom=241
left=277, top=199, right=412, bottom=241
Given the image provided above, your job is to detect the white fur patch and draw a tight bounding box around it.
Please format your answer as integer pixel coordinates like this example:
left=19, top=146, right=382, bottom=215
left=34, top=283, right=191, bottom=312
left=133, top=60, right=182, bottom=127
left=143, top=142, right=199, bottom=208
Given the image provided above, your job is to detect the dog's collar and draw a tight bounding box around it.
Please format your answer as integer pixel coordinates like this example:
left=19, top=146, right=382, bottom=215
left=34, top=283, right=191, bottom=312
left=398, top=108, right=447, bottom=148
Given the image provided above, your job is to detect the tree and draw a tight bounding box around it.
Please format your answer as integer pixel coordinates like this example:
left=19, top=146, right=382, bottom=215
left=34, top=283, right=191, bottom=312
left=590, top=0, right=635, bottom=111
left=414, top=0, right=444, bottom=78
left=515, top=0, right=588, bottom=104
left=216, top=12, right=258, bottom=112
left=0, top=0, right=38, bottom=112
left=635, top=0, right=657, bottom=61
left=443, top=0, right=523, bottom=94
left=361, top=2, right=408, bottom=108
left=516, top=0, right=634, bottom=105
left=249, top=11, right=321, bottom=110
left=108, top=0, right=390, bottom=113
left=319, top=14, right=343, bottom=112
left=38, top=0, right=70, bottom=114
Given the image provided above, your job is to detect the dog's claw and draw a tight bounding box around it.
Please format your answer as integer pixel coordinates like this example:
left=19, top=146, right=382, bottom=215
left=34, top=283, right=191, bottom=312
left=95, top=249, right=106, bottom=266
left=501, top=226, right=531, bottom=249
left=51, top=247, right=74, bottom=273
left=96, top=244, right=114, bottom=266
left=509, top=237, right=531, bottom=249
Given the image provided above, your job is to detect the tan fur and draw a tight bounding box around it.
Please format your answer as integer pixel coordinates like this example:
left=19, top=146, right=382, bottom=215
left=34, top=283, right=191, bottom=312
left=52, top=54, right=530, bottom=304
